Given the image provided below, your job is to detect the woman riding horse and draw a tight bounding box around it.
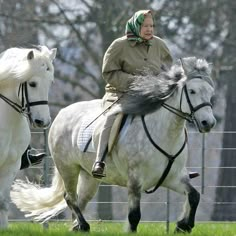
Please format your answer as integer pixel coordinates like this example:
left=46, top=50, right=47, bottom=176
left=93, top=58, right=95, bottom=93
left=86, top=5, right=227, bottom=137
left=92, top=10, right=173, bottom=178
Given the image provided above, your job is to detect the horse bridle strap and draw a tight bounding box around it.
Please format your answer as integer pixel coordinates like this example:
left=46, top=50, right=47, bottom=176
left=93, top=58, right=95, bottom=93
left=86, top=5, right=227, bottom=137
left=20, top=82, right=48, bottom=109
left=183, top=85, right=212, bottom=113
left=0, top=82, right=48, bottom=120
left=141, top=115, right=188, bottom=194
left=0, top=94, right=22, bottom=113
left=162, top=83, right=212, bottom=123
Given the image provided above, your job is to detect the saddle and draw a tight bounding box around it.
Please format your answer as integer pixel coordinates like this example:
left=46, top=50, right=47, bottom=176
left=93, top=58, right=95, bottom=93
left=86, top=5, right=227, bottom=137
left=78, top=112, right=126, bottom=154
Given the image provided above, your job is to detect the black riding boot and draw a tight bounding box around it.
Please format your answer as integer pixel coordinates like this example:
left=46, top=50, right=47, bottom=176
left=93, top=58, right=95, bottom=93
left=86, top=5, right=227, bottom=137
left=20, top=146, right=46, bottom=170
left=91, top=146, right=108, bottom=179
left=92, top=161, right=106, bottom=178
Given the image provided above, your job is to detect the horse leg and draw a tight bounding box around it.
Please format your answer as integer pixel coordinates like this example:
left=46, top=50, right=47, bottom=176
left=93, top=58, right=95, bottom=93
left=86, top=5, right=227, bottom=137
left=0, top=166, right=18, bottom=228
left=0, top=186, right=9, bottom=228
left=56, top=163, right=89, bottom=232
left=127, top=179, right=141, bottom=232
left=71, top=169, right=100, bottom=231
left=170, top=180, right=200, bottom=233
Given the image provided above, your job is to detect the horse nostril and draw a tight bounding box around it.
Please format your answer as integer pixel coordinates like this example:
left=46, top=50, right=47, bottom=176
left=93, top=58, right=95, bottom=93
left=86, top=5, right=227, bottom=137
left=34, top=119, right=44, bottom=126
left=201, top=120, right=208, bottom=127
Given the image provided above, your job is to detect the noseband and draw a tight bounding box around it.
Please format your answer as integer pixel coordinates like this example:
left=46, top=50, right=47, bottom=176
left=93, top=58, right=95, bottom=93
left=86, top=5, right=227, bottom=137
left=0, top=82, right=48, bottom=123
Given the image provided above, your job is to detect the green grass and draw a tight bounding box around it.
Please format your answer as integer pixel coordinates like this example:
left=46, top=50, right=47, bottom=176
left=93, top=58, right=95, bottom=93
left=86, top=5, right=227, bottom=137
left=0, top=221, right=236, bottom=236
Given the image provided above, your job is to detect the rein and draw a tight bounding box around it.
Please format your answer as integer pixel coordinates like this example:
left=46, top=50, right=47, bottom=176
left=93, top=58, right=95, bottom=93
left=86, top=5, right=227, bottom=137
left=0, top=82, right=48, bottom=122
left=0, top=94, right=22, bottom=113
left=142, top=115, right=188, bottom=194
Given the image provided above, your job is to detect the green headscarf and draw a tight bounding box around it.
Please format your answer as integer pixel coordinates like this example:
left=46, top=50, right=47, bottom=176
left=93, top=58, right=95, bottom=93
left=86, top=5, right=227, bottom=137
left=125, top=10, right=153, bottom=45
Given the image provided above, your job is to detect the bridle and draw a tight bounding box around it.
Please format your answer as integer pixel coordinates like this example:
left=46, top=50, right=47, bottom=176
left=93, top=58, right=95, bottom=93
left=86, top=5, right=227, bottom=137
left=162, top=58, right=213, bottom=123
left=143, top=67, right=213, bottom=194
left=162, top=78, right=212, bottom=124
left=0, top=82, right=48, bottom=123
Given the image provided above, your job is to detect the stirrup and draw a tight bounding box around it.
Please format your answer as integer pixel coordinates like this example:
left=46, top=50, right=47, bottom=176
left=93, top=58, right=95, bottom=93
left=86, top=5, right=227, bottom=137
left=189, top=171, right=200, bottom=179
left=91, top=161, right=106, bottom=179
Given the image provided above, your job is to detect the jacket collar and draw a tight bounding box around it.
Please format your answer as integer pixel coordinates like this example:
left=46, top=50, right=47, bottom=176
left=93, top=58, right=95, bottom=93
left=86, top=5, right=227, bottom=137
left=127, top=38, right=153, bottom=47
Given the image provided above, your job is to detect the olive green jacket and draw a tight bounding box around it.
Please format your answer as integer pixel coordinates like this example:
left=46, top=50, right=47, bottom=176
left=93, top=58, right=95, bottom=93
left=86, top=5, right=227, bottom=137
left=102, top=35, right=173, bottom=106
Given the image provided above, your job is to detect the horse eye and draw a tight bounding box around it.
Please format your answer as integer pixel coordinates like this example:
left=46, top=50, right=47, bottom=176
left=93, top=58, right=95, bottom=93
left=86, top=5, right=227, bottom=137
left=29, top=82, right=37, bottom=87
left=189, top=89, right=196, bottom=94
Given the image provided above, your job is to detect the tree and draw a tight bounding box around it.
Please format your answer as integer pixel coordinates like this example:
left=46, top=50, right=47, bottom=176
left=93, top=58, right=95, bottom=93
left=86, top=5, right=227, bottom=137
left=0, top=0, right=38, bottom=48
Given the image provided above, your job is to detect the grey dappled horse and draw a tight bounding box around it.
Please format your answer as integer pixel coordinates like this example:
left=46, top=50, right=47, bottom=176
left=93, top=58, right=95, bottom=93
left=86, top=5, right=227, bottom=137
left=11, top=57, right=216, bottom=233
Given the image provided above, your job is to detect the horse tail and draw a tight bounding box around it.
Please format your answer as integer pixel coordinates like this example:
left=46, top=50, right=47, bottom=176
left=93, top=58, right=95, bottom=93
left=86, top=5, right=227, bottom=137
left=10, top=168, right=66, bottom=222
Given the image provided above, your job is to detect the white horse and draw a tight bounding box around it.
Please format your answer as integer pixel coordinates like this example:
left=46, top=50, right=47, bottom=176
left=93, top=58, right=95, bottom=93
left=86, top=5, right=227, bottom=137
left=11, top=57, right=216, bottom=233
left=0, top=46, right=56, bottom=228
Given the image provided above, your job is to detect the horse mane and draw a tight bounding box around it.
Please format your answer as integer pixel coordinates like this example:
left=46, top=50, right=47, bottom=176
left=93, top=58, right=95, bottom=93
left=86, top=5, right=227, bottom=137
left=120, top=64, right=186, bottom=115
left=120, top=57, right=213, bottom=115
left=0, top=46, right=46, bottom=82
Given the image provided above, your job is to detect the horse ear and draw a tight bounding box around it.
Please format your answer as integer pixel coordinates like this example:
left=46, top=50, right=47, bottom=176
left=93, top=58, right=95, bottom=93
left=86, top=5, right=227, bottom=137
left=50, top=48, right=57, bottom=61
left=181, top=57, right=196, bottom=74
left=207, top=63, right=213, bottom=74
left=27, top=50, right=34, bottom=60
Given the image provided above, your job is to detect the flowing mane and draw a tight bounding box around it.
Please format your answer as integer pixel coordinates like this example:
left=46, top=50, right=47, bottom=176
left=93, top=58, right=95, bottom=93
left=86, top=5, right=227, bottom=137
left=0, top=46, right=54, bottom=83
left=120, top=57, right=213, bottom=115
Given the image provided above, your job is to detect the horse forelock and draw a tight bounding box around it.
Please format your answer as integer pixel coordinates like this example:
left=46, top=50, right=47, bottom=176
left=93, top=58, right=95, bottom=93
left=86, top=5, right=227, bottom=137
left=180, top=57, right=214, bottom=88
left=0, top=46, right=54, bottom=82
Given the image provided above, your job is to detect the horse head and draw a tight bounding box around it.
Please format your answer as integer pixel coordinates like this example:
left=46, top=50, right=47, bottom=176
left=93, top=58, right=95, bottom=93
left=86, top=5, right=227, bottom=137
left=178, top=57, right=216, bottom=132
left=22, top=46, right=57, bottom=128
left=0, top=46, right=57, bottom=128
left=121, top=57, right=216, bottom=133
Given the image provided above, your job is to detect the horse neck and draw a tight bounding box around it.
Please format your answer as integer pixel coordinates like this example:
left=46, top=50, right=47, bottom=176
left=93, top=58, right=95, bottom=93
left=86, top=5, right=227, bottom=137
left=146, top=89, right=186, bottom=140
left=0, top=81, right=23, bottom=124
left=0, top=80, right=21, bottom=103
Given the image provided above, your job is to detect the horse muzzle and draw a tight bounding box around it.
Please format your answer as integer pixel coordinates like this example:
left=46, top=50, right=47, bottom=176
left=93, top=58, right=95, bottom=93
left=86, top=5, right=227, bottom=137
left=195, top=117, right=216, bottom=133
left=32, top=118, right=51, bottom=129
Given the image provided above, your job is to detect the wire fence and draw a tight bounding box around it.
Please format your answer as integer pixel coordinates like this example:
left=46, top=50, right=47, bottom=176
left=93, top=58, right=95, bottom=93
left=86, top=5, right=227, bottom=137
left=9, top=128, right=236, bottom=232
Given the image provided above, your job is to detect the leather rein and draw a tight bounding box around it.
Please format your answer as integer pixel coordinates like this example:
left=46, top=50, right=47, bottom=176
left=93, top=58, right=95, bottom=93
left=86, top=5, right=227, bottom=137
left=143, top=79, right=212, bottom=194
left=0, top=82, right=48, bottom=123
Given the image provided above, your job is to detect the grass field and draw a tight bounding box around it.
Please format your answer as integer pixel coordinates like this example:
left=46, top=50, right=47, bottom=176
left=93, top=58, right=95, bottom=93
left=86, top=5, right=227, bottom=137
left=0, top=221, right=236, bottom=236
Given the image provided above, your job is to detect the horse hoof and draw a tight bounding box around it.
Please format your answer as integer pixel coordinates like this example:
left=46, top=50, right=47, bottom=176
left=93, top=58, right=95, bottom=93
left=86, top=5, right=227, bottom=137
left=174, top=226, right=192, bottom=234
left=71, top=223, right=90, bottom=232
left=175, top=221, right=192, bottom=234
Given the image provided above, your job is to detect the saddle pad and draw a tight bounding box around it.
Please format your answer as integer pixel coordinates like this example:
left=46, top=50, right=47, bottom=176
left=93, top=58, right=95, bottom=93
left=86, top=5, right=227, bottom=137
left=77, top=114, right=98, bottom=153
left=78, top=113, right=133, bottom=153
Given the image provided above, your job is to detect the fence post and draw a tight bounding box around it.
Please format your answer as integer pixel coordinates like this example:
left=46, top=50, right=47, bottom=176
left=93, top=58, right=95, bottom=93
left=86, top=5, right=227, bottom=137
left=43, top=128, right=50, bottom=187
left=201, top=133, right=205, bottom=194
left=166, top=188, right=170, bottom=234
left=43, top=128, right=50, bottom=229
